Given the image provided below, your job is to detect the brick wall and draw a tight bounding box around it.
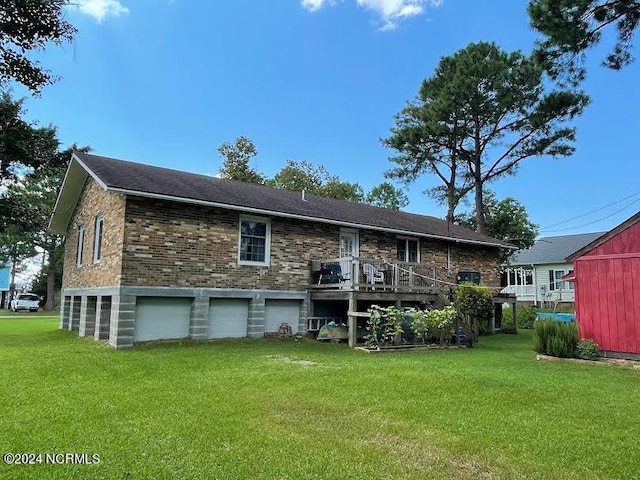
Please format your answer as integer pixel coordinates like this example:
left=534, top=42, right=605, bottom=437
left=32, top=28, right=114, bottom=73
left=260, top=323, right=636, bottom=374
left=359, top=229, right=500, bottom=289
left=62, top=179, right=126, bottom=289
left=120, top=197, right=340, bottom=289
left=63, top=189, right=501, bottom=291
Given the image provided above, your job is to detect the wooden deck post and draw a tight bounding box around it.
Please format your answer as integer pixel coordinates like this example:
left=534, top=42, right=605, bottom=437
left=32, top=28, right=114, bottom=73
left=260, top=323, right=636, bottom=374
left=348, top=291, right=357, bottom=347
left=490, top=304, right=496, bottom=335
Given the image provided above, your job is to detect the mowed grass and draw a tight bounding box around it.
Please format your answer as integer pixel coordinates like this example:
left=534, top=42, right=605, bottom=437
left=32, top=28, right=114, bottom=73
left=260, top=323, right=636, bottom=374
left=1, top=319, right=639, bottom=480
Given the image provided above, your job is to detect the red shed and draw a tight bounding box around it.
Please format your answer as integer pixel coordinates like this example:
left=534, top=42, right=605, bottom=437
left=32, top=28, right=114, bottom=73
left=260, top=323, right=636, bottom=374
left=566, top=212, right=640, bottom=357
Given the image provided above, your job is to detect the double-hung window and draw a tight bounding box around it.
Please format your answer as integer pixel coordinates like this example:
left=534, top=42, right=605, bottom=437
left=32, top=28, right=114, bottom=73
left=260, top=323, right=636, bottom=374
left=549, top=269, right=566, bottom=290
left=76, top=225, right=85, bottom=266
left=93, top=215, right=104, bottom=264
left=397, top=238, right=419, bottom=263
left=238, top=216, right=271, bottom=266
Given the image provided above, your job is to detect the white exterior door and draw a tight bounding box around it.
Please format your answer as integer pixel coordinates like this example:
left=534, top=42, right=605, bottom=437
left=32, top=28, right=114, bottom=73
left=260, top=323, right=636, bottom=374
left=339, top=230, right=359, bottom=287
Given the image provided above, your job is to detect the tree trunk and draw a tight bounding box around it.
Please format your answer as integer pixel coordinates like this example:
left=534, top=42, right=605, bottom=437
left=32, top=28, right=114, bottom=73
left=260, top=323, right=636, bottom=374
left=473, top=116, right=485, bottom=234
left=474, top=182, right=485, bottom=234
left=446, top=199, right=455, bottom=227
left=45, top=250, right=57, bottom=311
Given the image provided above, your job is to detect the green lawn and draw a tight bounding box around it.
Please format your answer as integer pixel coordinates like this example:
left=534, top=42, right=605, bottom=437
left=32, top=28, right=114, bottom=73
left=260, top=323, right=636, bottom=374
left=0, top=309, right=59, bottom=318
left=1, top=319, right=638, bottom=480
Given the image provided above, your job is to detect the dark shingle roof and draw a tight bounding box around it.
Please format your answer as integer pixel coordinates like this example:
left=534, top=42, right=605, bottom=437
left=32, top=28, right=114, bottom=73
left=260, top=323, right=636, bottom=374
left=71, top=153, right=513, bottom=248
left=508, top=232, right=607, bottom=265
left=566, top=211, right=640, bottom=261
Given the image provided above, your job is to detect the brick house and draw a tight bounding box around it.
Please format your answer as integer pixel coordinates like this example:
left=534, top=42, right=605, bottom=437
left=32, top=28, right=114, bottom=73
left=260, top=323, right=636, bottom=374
left=49, top=153, right=513, bottom=349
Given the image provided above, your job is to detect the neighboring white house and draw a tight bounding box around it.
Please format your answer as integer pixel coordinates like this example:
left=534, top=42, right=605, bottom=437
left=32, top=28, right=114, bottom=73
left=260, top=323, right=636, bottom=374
left=501, top=232, right=605, bottom=305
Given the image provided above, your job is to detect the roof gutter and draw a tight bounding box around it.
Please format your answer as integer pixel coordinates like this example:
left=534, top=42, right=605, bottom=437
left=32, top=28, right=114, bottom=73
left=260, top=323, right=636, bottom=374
left=107, top=186, right=512, bottom=250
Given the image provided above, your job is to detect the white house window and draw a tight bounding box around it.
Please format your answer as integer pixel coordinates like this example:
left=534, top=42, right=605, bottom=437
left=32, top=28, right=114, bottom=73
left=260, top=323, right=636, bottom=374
left=93, top=215, right=104, bottom=264
left=238, top=216, right=271, bottom=266
left=549, top=269, right=566, bottom=291
left=76, top=225, right=85, bottom=267
left=397, top=238, right=419, bottom=263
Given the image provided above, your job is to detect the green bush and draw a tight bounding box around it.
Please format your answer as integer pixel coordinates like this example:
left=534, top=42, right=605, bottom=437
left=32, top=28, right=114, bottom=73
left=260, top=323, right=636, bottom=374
left=502, top=305, right=552, bottom=330
left=407, top=308, right=428, bottom=343
left=533, top=320, right=578, bottom=358
left=400, top=306, right=457, bottom=345
left=364, top=305, right=404, bottom=348
left=577, top=339, right=600, bottom=360
left=518, top=306, right=538, bottom=329
left=426, top=305, right=456, bottom=345
left=454, top=283, right=493, bottom=343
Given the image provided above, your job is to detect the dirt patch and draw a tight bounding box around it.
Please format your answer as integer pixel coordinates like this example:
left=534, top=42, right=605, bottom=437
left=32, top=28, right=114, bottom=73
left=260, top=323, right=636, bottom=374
left=355, top=345, right=467, bottom=354
left=266, top=355, right=316, bottom=366
left=536, top=354, right=640, bottom=370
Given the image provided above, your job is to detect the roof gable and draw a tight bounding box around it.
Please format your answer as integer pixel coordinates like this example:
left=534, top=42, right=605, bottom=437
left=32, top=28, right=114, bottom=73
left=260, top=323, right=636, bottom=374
left=507, top=231, right=606, bottom=266
left=50, top=153, right=513, bottom=249
left=566, top=212, right=640, bottom=261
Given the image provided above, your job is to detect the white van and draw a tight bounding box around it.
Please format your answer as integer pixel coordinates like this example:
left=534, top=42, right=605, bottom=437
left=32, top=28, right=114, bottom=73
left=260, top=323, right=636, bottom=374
left=10, top=293, right=40, bottom=312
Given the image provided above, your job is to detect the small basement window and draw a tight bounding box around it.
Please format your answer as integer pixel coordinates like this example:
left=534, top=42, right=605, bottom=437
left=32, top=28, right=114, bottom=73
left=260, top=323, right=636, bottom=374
left=238, top=216, right=271, bottom=266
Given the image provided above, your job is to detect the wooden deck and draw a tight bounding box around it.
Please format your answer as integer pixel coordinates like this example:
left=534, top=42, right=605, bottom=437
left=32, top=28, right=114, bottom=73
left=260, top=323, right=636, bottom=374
left=308, top=257, right=519, bottom=347
left=310, top=257, right=438, bottom=293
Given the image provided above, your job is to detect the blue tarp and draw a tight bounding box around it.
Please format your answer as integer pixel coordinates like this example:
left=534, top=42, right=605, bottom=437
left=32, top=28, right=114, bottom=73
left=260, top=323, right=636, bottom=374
left=536, top=312, right=576, bottom=322
left=0, top=265, right=10, bottom=290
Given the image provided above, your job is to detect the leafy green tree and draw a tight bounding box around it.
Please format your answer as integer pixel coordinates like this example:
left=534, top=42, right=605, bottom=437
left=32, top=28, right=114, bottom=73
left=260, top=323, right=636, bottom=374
left=529, top=0, right=640, bottom=84
left=220, top=138, right=406, bottom=208
left=0, top=92, right=58, bottom=182
left=1, top=144, right=90, bottom=310
left=385, top=42, right=589, bottom=234
left=366, top=182, right=409, bottom=210
left=323, top=178, right=365, bottom=202
left=217, top=136, right=265, bottom=184
left=455, top=191, right=539, bottom=262
left=29, top=243, right=63, bottom=303
left=269, top=159, right=365, bottom=202
left=0, top=1, right=77, bottom=93
left=268, top=160, right=328, bottom=193
left=385, top=73, right=473, bottom=223
left=454, top=283, right=494, bottom=344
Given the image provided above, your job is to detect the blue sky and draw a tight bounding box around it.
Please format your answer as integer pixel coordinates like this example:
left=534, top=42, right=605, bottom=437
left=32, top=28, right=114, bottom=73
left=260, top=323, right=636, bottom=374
left=16, top=0, right=640, bottom=237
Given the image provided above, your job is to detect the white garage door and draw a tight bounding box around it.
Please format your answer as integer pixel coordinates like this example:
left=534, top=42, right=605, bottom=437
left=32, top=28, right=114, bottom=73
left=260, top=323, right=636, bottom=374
left=264, top=300, right=300, bottom=335
left=208, top=299, right=249, bottom=339
left=134, top=297, right=191, bottom=342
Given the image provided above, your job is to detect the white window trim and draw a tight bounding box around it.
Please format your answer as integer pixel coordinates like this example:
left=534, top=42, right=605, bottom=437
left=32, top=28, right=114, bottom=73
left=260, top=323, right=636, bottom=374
left=93, top=215, right=104, bottom=264
left=76, top=225, right=85, bottom=267
left=549, top=269, right=567, bottom=291
left=238, top=215, right=271, bottom=266
left=396, top=236, right=420, bottom=263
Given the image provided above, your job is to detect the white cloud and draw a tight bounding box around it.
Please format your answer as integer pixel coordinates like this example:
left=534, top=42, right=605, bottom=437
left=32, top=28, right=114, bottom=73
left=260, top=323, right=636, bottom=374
left=301, top=0, right=442, bottom=30
left=76, top=0, right=130, bottom=22
left=301, top=0, right=334, bottom=12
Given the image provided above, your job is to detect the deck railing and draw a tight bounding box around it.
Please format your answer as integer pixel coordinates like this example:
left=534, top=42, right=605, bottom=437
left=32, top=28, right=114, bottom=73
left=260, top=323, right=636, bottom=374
left=310, top=257, right=438, bottom=293
left=500, top=285, right=535, bottom=297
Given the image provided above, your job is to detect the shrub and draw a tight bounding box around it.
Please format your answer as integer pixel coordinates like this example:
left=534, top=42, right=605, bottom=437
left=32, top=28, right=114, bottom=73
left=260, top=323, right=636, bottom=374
left=426, top=305, right=456, bottom=345
left=407, top=308, right=429, bottom=343
left=500, top=305, right=538, bottom=330
left=577, top=339, right=600, bottom=360
left=518, top=306, right=538, bottom=329
left=454, top=283, right=493, bottom=343
left=364, top=305, right=404, bottom=348
left=500, top=306, right=517, bottom=334
left=533, top=320, right=578, bottom=358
